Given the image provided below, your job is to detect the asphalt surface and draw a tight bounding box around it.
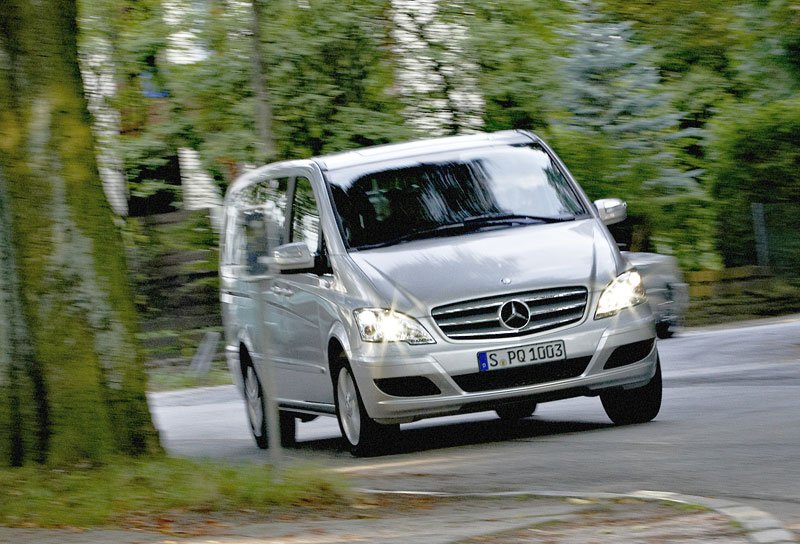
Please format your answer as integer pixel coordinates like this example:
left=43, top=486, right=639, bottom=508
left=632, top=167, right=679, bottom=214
left=4, top=315, right=798, bottom=543
left=150, top=315, right=800, bottom=532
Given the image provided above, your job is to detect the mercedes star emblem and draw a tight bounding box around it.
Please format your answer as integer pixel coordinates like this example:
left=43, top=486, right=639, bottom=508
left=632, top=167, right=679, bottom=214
left=499, top=299, right=531, bottom=330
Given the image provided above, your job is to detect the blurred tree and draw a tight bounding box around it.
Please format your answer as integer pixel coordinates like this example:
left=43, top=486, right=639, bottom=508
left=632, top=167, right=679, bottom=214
left=391, top=0, right=484, bottom=135
left=547, top=0, right=720, bottom=268
left=263, top=0, right=411, bottom=157
left=458, top=0, right=567, bottom=133
left=0, top=0, right=161, bottom=465
left=250, top=0, right=276, bottom=161
left=729, top=0, right=800, bottom=100
left=164, top=0, right=265, bottom=183
left=710, top=97, right=800, bottom=269
left=104, top=0, right=186, bottom=215
left=599, top=0, right=739, bottom=78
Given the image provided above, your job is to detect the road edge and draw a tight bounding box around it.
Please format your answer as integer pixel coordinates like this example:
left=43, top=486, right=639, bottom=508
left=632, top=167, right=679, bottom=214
left=358, top=488, right=797, bottom=544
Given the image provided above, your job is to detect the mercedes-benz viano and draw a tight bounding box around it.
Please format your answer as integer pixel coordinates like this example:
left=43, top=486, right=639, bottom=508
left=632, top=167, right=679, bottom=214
left=220, top=130, right=661, bottom=455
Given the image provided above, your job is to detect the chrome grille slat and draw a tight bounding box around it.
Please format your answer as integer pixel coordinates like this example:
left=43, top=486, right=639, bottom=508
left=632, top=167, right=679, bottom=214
left=431, top=287, right=588, bottom=341
left=436, top=315, right=501, bottom=327
left=524, top=289, right=586, bottom=302
left=431, top=302, right=503, bottom=317
left=527, top=301, right=585, bottom=317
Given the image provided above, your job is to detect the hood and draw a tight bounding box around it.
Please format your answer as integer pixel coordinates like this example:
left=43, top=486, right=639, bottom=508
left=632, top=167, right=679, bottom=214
left=349, top=219, right=620, bottom=316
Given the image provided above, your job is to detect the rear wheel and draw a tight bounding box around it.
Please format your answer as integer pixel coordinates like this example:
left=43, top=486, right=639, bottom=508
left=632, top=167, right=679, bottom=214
left=279, top=411, right=297, bottom=448
left=244, top=364, right=268, bottom=449
left=243, top=363, right=296, bottom=448
left=601, top=358, right=662, bottom=425
left=334, top=359, right=399, bottom=456
left=495, top=402, right=538, bottom=421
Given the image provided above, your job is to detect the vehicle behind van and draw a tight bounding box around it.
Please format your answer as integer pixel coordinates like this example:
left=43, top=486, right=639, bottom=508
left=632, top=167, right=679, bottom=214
left=220, top=130, right=660, bottom=456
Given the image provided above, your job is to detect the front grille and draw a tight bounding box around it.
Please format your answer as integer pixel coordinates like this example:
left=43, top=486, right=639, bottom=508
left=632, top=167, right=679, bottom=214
left=452, top=356, right=592, bottom=393
left=431, top=287, right=588, bottom=340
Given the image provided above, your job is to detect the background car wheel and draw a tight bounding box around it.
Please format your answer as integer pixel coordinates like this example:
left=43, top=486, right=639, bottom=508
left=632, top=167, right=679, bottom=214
left=243, top=364, right=268, bottom=449
left=334, top=358, right=399, bottom=456
left=655, top=321, right=674, bottom=339
left=495, top=402, right=538, bottom=421
left=601, top=357, right=662, bottom=425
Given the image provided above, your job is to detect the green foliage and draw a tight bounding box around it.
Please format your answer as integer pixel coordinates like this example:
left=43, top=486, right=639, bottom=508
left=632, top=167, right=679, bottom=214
left=165, top=0, right=261, bottom=181
left=262, top=0, right=411, bottom=158
left=728, top=0, right=800, bottom=100
left=599, top=0, right=739, bottom=77
left=78, top=0, right=800, bottom=275
left=710, top=97, right=800, bottom=268
left=0, top=458, right=348, bottom=527
left=542, top=1, right=716, bottom=265
left=462, top=0, right=568, bottom=132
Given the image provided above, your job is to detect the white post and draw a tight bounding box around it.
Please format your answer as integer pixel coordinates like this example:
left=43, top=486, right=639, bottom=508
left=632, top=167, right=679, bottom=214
left=253, top=276, right=282, bottom=473
left=751, top=202, right=769, bottom=269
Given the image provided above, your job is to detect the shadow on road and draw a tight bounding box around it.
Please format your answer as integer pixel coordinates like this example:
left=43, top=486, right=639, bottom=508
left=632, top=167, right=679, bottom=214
left=292, top=416, right=614, bottom=457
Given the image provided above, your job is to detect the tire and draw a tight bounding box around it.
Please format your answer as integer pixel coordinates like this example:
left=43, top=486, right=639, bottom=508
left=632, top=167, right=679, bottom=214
left=279, top=411, right=297, bottom=448
left=243, top=363, right=296, bottom=448
left=334, top=359, right=399, bottom=456
left=655, top=321, right=674, bottom=339
left=244, top=364, right=268, bottom=449
left=601, top=357, right=663, bottom=425
left=495, top=402, right=538, bottom=421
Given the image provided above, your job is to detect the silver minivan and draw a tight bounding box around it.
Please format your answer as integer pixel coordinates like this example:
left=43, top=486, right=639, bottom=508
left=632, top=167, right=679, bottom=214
left=220, top=130, right=661, bottom=455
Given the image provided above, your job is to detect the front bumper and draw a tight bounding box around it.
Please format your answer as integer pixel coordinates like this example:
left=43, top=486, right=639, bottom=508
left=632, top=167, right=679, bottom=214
left=350, top=306, right=658, bottom=424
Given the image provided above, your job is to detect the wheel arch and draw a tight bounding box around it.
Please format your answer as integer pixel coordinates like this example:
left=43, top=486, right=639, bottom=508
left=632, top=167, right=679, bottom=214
left=326, top=320, right=354, bottom=386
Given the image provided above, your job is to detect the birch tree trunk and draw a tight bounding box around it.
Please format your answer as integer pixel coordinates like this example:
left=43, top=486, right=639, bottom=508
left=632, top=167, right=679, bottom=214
left=0, top=0, right=160, bottom=466
left=250, top=0, right=276, bottom=160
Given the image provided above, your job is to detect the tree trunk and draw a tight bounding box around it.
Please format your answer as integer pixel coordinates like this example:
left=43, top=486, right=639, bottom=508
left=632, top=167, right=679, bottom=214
left=250, top=0, right=276, bottom=161
left=0, top=0, right=160, bottom=466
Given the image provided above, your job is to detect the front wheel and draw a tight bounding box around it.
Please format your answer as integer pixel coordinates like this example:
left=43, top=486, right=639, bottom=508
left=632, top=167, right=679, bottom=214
left=601, top=358, right=662, bottom=425
left=334, top=360, right=399, bottom=456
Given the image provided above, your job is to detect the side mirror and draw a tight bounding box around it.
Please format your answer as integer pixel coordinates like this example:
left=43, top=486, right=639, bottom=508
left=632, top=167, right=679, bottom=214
left=272, top=242, right=315, bottom=272
left=594, top=198, right=628, bottom=226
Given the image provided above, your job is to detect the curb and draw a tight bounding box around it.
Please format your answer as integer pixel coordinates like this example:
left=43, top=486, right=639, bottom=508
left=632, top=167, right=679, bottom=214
left=358, top=488, right=797, bottom=544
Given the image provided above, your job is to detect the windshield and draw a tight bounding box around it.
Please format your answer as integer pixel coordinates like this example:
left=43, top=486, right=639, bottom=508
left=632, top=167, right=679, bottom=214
left=327, top=143, right=588, bottom=250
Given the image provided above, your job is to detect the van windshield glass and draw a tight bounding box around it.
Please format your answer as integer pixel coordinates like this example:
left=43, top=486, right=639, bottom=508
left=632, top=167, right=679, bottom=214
left=327, top=144, right=588, bottom=250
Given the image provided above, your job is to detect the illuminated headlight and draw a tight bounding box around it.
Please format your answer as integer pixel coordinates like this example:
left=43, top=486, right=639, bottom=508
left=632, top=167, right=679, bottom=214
left=595, top=270, right=647, bottom=319
left=354, top=309, right=436, bottom=345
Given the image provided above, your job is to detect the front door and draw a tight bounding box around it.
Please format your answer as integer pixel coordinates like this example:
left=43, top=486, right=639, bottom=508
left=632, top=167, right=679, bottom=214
left=272, top=174, right=335, bottom=404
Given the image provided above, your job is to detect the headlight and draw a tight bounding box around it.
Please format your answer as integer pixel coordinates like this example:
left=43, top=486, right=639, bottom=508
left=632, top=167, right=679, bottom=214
left=595, top=269, right=647, bottom=319
left=354, top=309, right=436, bottom=345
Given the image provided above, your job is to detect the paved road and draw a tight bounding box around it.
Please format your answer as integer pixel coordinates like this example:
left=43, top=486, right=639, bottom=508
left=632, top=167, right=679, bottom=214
left=149, top=315, right=800, bottom=533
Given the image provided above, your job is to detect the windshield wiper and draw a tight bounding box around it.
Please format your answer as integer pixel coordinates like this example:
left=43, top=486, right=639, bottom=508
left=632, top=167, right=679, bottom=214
left=463, top=213, right=575, bottom=226
left=357, top=224, right=468, bottom=250
left=354, top=213, right=575, bottom=250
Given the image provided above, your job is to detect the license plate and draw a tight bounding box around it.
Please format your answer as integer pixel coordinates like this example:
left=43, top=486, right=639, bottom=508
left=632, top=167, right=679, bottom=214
left=477, top=340, right=566, bottom=372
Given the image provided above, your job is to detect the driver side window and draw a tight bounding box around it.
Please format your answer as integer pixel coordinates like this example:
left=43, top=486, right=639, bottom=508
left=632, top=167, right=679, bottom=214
left=291, top=176, right=320, bottom=255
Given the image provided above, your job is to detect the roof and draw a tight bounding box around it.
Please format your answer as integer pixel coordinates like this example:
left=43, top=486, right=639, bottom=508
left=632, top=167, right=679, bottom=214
left=312, top=130, right=538, bottom=171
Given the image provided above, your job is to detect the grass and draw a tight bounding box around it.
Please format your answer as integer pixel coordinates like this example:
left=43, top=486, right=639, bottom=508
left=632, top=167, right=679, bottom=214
left=659, top=500, right=712, bottom=513
left=146, top=366, right=232, bottom=392
left=0, top=457, right=349, bottom=528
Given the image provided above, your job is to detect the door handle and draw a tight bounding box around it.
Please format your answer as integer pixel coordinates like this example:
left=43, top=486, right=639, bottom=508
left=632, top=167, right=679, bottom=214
left=270, top=285, right=294, bottom=297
